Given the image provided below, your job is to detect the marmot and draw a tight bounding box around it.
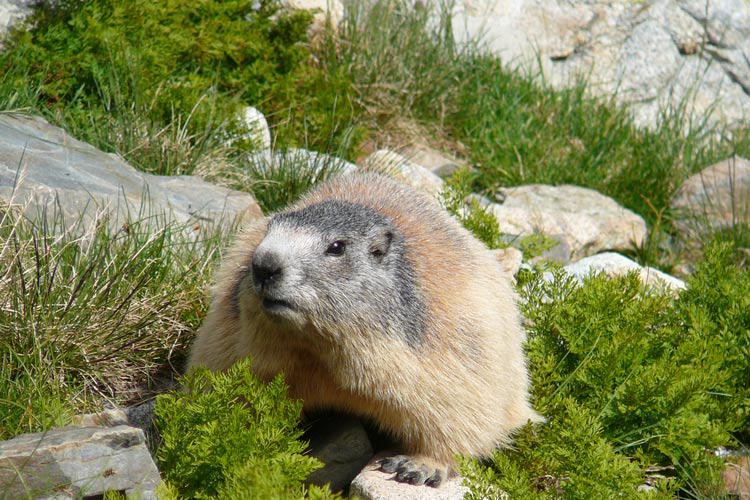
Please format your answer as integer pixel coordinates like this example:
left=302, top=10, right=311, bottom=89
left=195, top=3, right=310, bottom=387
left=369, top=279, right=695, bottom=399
left=188, top=173, right=541, bottom=487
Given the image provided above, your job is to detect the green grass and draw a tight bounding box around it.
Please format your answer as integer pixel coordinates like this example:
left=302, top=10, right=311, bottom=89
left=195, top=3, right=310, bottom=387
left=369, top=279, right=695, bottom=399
left=0, top=203, right=224, bottom=440
left=0, top=0, right=361, bottom=177
left=330, top=0, right=750, bottom=229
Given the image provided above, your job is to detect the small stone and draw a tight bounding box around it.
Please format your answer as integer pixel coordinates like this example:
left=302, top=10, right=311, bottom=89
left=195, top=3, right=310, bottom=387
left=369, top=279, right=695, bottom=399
left=236, top=106, right=271, bottom=150
left=480, top=184, right=647, bottom=261
left=361, top=149, right=444, bottom=198
left=72, top=409, right=129, bottom=428
left=491, top=247, right=523, bottom=277
left=350, top=453, right=469, bottom=500
left=0, top=425, right=160, bottom=499
left=247, top=148, right=357, bottom=179
left=723, top=456, right=750, bottom=499
left=400, top=143, right=466, bottom=178
left=281, top=0, right=344, bottom=36
left=563, top=252, right=686, bottom=292
left=304, top=414, right=374, bottom=492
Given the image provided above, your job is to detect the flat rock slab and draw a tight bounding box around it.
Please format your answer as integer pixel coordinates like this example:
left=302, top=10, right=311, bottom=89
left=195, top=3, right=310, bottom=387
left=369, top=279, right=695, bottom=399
left=0, top=113, right=262, bottom=234
left=0, top=425, right=160, bottom=499
left=350, top=454, right=468, bottom=500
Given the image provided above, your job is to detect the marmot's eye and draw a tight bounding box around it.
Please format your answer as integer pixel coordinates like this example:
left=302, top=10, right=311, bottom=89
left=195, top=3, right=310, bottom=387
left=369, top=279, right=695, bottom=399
left=325, top=240, right=346, bottom=256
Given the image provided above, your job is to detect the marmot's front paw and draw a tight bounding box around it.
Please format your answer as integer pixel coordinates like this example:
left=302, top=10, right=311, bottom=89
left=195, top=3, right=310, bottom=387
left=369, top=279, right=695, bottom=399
left=377, top=454, right=448, bottom=487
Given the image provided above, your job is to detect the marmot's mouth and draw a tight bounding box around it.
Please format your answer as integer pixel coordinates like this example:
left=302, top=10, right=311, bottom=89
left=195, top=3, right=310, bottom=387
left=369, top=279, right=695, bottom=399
left=261, top=297, right=295, bottom=312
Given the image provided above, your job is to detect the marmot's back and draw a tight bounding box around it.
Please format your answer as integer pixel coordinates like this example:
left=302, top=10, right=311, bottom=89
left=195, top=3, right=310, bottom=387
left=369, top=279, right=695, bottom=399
left=189, top=173, right=541, bottom=488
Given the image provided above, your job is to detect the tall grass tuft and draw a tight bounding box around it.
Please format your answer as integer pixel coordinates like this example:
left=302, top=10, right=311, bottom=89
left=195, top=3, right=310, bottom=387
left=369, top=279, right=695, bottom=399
left=0, top=202, right=225, bottom=438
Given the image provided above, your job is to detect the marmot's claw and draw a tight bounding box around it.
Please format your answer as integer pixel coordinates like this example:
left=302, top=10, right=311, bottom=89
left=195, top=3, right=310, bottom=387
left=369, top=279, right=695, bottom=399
left=377, top=455, right=444, bottom=487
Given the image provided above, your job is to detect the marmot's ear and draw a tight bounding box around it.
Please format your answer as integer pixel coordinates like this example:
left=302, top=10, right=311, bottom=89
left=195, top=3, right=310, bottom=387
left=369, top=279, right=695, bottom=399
left=369, top=229, right=393, bottom=262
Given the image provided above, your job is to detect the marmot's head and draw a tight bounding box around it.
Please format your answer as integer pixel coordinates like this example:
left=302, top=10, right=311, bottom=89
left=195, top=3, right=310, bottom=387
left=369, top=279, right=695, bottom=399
left=242, top=199, right=427, bottom=344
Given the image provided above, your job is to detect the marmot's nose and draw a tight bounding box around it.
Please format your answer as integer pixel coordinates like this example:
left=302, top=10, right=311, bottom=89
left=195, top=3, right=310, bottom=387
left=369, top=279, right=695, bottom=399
left=251, top=252, right=283, bottom=290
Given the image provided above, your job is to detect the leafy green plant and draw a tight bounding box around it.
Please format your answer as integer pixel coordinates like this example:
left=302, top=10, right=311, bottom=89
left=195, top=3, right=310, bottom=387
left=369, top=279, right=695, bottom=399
left=441, top=168, right=505, bottom=249
left=463, top=241, right=750, bottom=497
left=155, top=358, right=339, bottom=499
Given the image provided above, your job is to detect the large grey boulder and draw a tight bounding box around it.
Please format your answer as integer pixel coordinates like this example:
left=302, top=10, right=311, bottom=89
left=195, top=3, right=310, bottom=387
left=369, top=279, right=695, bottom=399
left=0, top=425, right=160, bottom=499
left=449, top=0, right=750, bottom=129
left=671, top=155, right=750, bottom=238
left=476, top=184, right=647, bottom=261
left=350, top=453, right=470, bottom=500
left=0, top=113, right=262, bottom=234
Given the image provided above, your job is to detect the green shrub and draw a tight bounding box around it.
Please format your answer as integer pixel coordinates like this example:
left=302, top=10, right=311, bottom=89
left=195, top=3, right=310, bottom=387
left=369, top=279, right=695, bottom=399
left=463, top=242, right=750, bottom=497
left=0, top=0, right=360, bottom=174
left=155, top=358, right=339, bottom=499
left=441, top=168, right=505, bottom=249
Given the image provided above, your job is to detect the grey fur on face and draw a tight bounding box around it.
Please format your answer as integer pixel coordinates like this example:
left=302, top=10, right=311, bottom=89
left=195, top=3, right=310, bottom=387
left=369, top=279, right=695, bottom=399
left=243, top=200, right=428, bottom=346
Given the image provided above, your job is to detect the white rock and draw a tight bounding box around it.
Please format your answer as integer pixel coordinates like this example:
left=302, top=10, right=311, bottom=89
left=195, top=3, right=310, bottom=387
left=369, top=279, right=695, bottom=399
left=350, top=454, right=469, bottom=500
left=282, top=0, right=343, bottom=35
left=480, top=184, right=647, bottom=261
left=564, top=252, right=686, bottom=291
left=400, top=143, right=466, bottom=177
left=0, top=0, right=34, bottom=43
left=247, top=148, right=357, bottom=179
left=671, top=155, right=750, bottom=238
left=237, top=106, right=271, bottom=150
left=361, top=149, right=444, bottom=197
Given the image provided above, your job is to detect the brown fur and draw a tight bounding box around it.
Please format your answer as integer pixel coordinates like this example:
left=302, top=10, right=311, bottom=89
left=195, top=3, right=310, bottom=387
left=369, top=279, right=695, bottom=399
left=188, top=173, right=540, bottom=477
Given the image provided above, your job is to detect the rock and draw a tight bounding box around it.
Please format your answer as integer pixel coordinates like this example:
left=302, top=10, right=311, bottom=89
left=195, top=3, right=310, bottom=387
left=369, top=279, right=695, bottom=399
left=0, top=0, right=33, bottom=44
left=671, top=156, right=750, bottom=238
left=304, top=414, right=374, bottom=492
left=235, top=106, right=271, bottom=150
left=361, top=149, right=444, bottom=197
left=74, top=400, right=157, bottom=437
left=350, top=453, right=469, bottom=500
left=0, top=425, right=160, bottom=499
left=563, top=252, right=686, bottom=291
left=446, top=0, right=750, bottom=129
left=477, top=184, right=647, bottom=261
left=72, top=409, right=130, bottom=428
left=491, top=247, right=523, bottom=277
left=247, top=147, right=357, bottom=179
left=724, top=456, right=750, bottom=499
left=0, top=113, right=262, bottom=235
left=400, top=143, right=466, bottom=178
left=282, top=0, right=343, bottom=36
